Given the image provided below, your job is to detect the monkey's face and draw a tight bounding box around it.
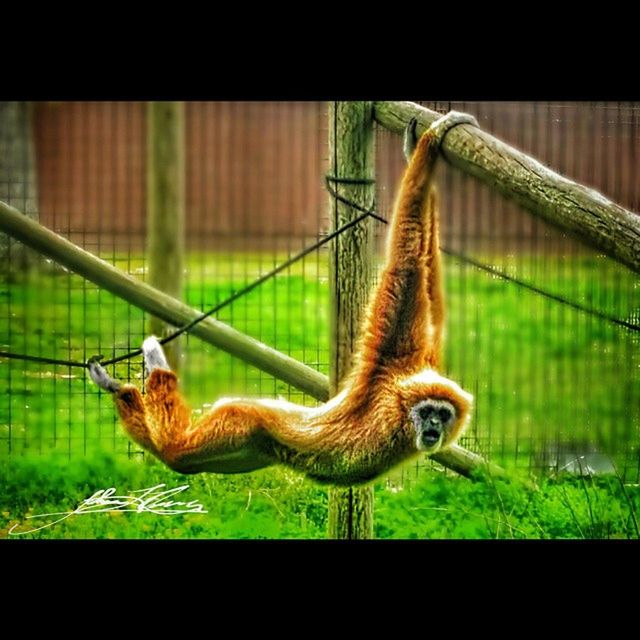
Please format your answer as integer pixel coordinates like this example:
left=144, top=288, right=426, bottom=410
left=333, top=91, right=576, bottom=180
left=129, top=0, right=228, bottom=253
left=410, top=399, right=457, bottom=452
left=400, top=369, right=473, bottom=454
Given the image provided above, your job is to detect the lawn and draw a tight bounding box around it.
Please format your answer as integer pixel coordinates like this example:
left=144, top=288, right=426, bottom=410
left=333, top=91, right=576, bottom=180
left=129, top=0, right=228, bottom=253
left=0, top=251, right=639, bottom=538
left=1, top=452, right=638, bottom=539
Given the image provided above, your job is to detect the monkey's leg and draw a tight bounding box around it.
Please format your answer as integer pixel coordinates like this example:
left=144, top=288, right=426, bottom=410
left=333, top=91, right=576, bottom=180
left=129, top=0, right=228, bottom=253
left=140, top=337, right=276, bottom=474
left=141, top=370, right=279, bottom=474
left=88, top=360, right=158, bottom=455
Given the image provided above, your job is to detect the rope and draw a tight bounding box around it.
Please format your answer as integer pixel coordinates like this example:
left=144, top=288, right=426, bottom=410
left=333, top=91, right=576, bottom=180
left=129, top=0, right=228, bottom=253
left=324, top=176, right=386, bottom=223
left=325, top=175, right=376, bottom=185
left=438, top=248, right=640, bottom=332
left=0, top=351, right=89, bottom=369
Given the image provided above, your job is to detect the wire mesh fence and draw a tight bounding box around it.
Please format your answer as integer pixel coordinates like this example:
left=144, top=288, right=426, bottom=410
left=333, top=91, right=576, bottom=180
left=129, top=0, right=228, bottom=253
left=0, top=101, right=638, bottom=484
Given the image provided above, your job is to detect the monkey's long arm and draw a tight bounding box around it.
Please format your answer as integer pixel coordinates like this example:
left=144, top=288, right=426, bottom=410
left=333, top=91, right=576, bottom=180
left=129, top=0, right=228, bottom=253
left=356, top=132, right=435, bottom=377
left=351, top=124, right=438, bottom=390
left=350, top=113, right=477, bottom=393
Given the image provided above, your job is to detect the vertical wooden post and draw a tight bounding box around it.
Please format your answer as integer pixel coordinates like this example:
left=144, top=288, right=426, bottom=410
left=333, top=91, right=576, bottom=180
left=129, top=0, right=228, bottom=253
left=327, top=101, right=376, bottom=539
left=0, top=101, right=39, bottom=275
left=146, top=102, right=185, bottom=370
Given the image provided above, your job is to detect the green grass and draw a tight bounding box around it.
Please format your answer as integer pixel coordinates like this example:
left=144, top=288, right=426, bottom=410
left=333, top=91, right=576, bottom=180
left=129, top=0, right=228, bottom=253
left=0, top=452, right=637, bottom=539
left=0, top=251, right=639, bottom=538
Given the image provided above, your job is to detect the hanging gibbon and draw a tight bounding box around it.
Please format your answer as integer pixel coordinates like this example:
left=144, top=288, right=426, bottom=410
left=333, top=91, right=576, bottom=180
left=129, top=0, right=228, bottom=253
left=89, top=111, right=476, bottom=486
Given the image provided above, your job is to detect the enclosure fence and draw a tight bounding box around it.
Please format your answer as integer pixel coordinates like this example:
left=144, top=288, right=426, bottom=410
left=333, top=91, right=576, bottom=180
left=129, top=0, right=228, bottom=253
left=0, top=101, right=638, bottom=484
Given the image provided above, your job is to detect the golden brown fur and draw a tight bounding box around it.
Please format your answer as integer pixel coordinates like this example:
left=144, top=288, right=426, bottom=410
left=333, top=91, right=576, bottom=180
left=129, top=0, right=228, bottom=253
left=94, top=120, right=473, bottom=486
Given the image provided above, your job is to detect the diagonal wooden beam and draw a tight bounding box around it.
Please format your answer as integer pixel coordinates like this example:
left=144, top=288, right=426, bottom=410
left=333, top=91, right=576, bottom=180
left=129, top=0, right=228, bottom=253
left=374, top=101, right=640, bottom=274
left=0, top=200, right=327, bottom=399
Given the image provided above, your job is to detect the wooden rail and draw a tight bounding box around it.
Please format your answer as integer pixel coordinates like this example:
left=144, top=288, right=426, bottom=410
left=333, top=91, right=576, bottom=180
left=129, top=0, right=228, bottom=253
left=374, top=101, right=640, bottom=274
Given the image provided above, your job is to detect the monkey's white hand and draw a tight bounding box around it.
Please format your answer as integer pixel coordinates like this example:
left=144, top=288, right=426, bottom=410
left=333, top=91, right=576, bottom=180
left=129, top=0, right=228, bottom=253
left=428, top=110, right=479, bottom=147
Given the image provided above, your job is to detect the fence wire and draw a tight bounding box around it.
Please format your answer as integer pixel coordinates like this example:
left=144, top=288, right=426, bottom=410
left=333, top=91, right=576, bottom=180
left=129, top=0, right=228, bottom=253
left=0, top=101, right=638, bottom=484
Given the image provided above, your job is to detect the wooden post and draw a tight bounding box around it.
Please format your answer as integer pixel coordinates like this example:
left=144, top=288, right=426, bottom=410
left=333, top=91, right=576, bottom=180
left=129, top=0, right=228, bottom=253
left=146, top=102, right=185, bottom=370
left=0, top=101, right=39, bottom=275
left=327, top=102, right=376, bottom=539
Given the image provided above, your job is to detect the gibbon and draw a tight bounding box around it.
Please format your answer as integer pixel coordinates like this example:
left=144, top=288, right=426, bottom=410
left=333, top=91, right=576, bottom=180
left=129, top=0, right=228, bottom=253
left=89, top=111, right=475, bottom=486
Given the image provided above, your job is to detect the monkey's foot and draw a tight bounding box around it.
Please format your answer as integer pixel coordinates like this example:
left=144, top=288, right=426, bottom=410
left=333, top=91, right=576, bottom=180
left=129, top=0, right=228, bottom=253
left=88, top=359, right=121, bottom=393
left=142, top=336, right=170, bottom=373
left=428, top=110, right=479, bottom=148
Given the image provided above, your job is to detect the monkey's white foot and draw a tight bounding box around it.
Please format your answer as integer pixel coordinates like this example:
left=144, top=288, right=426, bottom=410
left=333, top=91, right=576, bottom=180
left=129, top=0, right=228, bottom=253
left=428, top=110, right=479, bottom=148
left=142, top=336, right=170, bottom=372
left=88, top=359, right=121, bottom=393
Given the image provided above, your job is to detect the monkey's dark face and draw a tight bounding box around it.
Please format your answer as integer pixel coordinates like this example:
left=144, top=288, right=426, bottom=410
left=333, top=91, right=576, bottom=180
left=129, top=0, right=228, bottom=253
left=410, top=399, right=457, bottom=452
left=400, top=369, right=473, bottom=453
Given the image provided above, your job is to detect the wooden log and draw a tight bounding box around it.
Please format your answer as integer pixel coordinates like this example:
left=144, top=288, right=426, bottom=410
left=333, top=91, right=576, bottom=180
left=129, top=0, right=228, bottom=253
left=374, top=101, right=640, bottom=274
left=434, top=444, right=512, bottom=480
